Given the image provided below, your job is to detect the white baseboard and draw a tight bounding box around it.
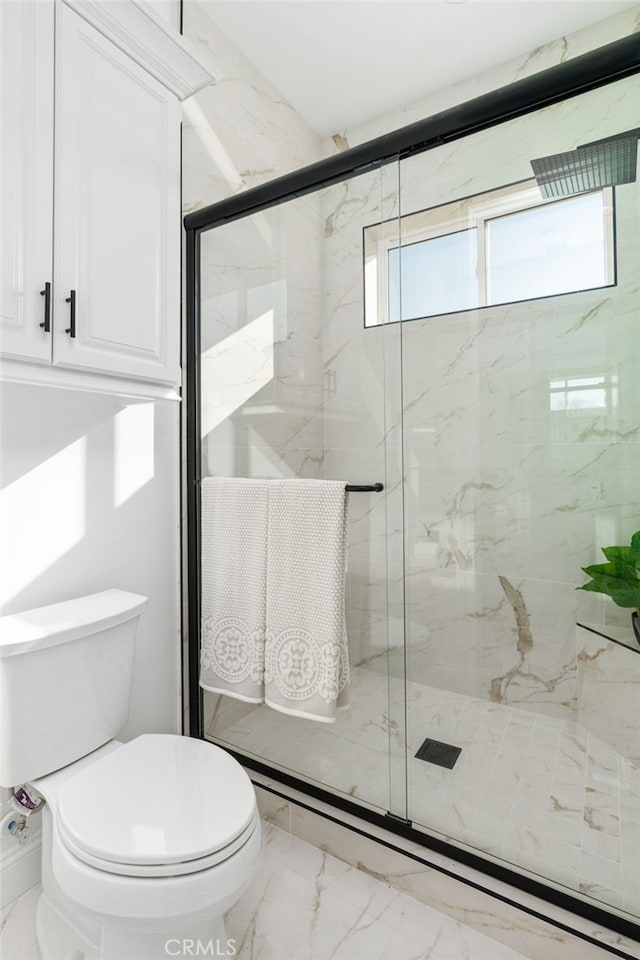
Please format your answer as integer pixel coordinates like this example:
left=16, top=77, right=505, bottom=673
left=0, top=836, right=41, bottom=909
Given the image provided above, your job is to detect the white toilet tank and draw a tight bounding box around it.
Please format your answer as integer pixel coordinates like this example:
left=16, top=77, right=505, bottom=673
left=0, top=590, right=147, bottom=787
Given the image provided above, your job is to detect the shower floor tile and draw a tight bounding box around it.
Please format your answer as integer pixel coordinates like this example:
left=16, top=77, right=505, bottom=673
left=208, top=667, right=640, bottom=920
left=0, top=824, right=531, bottom=960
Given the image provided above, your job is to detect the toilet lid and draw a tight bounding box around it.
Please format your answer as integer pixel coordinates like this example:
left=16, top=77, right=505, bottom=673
left=57, top=735, right=256, bottom=867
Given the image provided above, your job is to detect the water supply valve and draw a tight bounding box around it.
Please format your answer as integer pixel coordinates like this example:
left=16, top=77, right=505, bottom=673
left=2, top=785, right=45, bottom=845
left=1, top=813, right=30, bottom=845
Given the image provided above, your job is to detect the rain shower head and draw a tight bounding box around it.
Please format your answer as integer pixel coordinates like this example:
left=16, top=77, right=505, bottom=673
left=530, top=128, right=640, bottom=198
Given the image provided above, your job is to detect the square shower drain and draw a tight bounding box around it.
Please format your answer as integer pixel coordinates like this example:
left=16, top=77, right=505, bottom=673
left=415, top=738, right=461, bottom=769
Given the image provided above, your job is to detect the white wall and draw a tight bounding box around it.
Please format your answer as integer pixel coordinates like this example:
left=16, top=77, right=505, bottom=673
left=0, top=378, right=181, bottom=904
left=0, top=381, right=181, bottom=741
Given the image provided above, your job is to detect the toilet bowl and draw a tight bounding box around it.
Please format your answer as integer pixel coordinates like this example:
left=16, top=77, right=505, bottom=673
left=34, top=735, right=262, bottom=960
left=0, top=591, right=262, bottom=960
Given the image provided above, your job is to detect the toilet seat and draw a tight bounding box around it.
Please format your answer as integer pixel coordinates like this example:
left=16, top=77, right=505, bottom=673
left=57, top=809, right=260, bottom=877
left=56, top=734, right=257, bottom=877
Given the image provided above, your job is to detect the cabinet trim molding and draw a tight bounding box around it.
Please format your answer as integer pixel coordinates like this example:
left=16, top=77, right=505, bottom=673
left=60, top=0, right=220, bottom=100
left=0, top=359, right=182, bottom=401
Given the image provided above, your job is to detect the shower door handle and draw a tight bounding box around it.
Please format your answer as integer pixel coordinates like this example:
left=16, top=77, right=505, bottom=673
left=65, top=290, right=76, bottom=338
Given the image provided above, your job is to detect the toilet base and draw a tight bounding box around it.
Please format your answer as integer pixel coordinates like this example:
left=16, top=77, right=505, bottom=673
left=36, top=888, right=232, bottom=960
left=37, top=891, right=99, bottom=960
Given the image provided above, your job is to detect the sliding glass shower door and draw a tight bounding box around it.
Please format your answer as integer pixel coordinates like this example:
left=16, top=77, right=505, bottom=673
left=198, top=160, right=408, bottom=819
left=397, top=73, right=640, bottom=918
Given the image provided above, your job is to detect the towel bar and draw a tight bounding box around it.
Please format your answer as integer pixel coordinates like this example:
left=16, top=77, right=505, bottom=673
left=345, top=483, right=384, bottom=493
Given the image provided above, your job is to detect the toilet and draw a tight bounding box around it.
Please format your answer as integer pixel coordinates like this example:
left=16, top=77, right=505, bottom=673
left=0, top=590, right=262, bottom=960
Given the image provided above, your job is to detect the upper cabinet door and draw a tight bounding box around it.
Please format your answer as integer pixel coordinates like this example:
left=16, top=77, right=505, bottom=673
left=0, top=1, right=54, bottom=362
left=53, top=2, right=180, bottom=384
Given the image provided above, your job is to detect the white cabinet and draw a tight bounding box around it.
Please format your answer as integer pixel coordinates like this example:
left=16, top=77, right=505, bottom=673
left=0, top=0, right=215, bottom=391
left=0, top=1, right=54, bottom=363
left=53, top=3, right=180, bottom=383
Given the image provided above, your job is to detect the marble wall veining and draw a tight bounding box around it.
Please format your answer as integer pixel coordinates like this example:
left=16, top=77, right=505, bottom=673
left=321, top=3, right=640, bottom=728
left=394, top=71, right=640, bottom=723
left=318, top=65, right=640, bottom=730
left=321, top=164, right=405, bottom=669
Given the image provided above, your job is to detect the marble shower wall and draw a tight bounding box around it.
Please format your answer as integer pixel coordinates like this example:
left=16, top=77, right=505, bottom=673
left=193, top=121, right=328, bottom=741
left=198, top=166, right=403, bottom=674
left=400, top=74, right=640, bottom=719
left=188, top=3, right=640, bottom=752
left=577, top=626, right=640, bottom=766
left=320, top=165, right=405, bottom=668
left=320, top=71, right=640, bottom=724
left=319, top=10, right=640, bottom=731
left=199, top=194, right=325, bottom=485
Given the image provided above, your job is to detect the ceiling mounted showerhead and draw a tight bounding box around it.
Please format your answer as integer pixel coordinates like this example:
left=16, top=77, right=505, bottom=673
left=530, top=128, right=640, bottom=199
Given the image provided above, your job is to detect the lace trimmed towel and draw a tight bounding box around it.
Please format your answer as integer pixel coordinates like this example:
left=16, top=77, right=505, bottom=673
left=265, top=479, right=349, bottom=722
left=200, top=477, right=350, bottom=722
left=200, top=477, right=268, bottom=702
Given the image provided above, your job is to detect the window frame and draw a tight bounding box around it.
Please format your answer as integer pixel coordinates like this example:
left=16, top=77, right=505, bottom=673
left=364, top=179, right=615, bottom=328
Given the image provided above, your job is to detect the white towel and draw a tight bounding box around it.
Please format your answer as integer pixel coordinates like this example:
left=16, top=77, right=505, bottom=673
left=200, top=477, right=268, bottom=702
left=265, top=479, right=350, bottom=722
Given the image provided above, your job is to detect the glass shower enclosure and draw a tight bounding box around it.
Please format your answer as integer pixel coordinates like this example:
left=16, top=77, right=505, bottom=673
left=185, top=41, right=640, bottom=938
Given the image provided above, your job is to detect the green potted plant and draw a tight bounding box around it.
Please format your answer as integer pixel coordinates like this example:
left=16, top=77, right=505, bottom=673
left=578, top=529, right=640, bottom=644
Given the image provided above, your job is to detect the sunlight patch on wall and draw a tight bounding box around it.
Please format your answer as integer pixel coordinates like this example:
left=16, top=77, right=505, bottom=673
left=0, top=437, right=86, bottom=606
left=113, top=403, right=155, bottom=509
left=201, top=309, right=275, bottom=438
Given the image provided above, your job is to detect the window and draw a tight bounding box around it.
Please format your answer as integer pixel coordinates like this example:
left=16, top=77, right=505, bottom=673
left=549, top=374, right=618, bottom=416
left=363, top=181, right=615, bottom=327
left=388, top=229, right=478, bottom=322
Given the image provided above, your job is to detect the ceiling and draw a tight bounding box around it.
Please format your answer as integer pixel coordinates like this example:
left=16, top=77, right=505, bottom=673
left=203, top=1, right=637, bottom=137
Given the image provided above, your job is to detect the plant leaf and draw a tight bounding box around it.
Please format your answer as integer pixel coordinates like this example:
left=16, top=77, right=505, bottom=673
left=579, top=575, right=640, bottom=608
left=602, top=546, right=634, bottom=565
left=582, top=560, right=639, bottom=583
left=631, top=530, right=640, bottom=565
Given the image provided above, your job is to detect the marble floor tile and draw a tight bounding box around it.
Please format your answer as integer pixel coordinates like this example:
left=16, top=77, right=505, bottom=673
left=1, top=824, right=531, bottom=960
left=0, top=885, right=40, bottom=960
left=208, top=666, right=640, bottom=920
